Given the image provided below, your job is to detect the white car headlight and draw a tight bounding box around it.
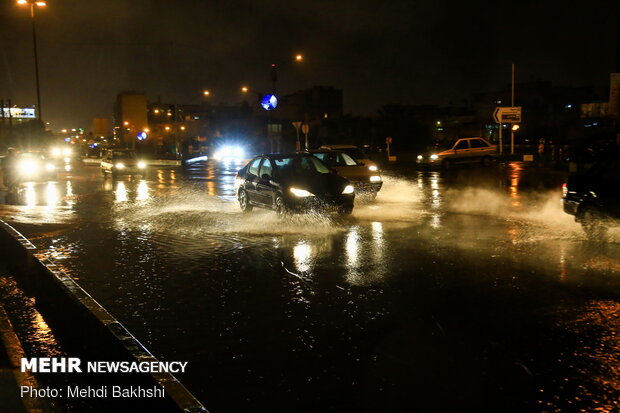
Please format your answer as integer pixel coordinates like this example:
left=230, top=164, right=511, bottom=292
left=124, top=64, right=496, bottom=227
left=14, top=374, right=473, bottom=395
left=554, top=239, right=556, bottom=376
left=115, top=162, right=125, bottom=169
left=417, top=155, right=423, bottom=160
left=430, top=154, right=439, bottom=160
left=342, top=185, right=354, bottom=194
left=137, top=161, right=147, bottom=169
left=19, top=160, right=38, bottom=174
left=45, top=163, right=55, bottom=172
left=51, top=148, right=61, bottom=157
left=370, top=175, right=382, bottom=182
left=368, top=165, right=378, bottom=171
left=290, top=187, right=313, bottom=197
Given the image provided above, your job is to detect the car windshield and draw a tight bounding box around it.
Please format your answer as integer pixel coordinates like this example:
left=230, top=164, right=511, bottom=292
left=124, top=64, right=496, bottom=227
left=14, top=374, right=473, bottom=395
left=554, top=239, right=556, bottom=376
left=273, top=156, right=330, bottom=175
left=112, top=151, right=136, bottom=160
left=313, top=152, right=358, bottom=166
left=429, top=140, right=458, bottom=151
left=342, top=148, right=365, bottom=159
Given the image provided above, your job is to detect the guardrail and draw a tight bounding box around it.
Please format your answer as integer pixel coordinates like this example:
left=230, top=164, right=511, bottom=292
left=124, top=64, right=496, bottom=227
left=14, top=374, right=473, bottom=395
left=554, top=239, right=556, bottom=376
left=0, top=219, right=207, bottom=413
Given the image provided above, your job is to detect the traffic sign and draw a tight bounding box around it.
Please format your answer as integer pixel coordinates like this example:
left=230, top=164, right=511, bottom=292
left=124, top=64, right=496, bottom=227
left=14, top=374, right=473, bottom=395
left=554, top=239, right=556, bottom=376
left=292, top=121, right=302, bottom=130
left=301, top=124, right=309, bottom=134
left=386, top=137, right=392, bottom=144
left=493, top=106, right=521, bottom=123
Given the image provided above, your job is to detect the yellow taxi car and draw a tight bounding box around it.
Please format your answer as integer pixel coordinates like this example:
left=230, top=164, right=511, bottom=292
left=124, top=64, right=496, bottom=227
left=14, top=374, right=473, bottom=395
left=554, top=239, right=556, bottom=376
left=311, top=150, right=382, bottom=198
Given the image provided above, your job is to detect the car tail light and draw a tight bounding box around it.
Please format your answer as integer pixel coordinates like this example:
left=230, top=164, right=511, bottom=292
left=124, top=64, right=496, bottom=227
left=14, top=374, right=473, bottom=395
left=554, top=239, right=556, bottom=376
left=562, top=182, right=568, bottom=197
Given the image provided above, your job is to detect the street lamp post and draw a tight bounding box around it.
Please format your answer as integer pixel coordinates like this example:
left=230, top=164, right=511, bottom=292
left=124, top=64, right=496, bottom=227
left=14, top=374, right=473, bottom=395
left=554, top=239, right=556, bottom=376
left=17, top=0, right=46, bottom=123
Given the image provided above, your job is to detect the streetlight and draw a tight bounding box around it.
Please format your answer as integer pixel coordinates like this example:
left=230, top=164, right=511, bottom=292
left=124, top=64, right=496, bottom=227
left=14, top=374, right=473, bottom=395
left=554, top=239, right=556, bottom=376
left=203, top=90, right=210, bottom=96
left=17, top=0, right=46, bottom=122
left=270, top=53, right=304, bottom=95
left=241, top=86, right=248, bottom=93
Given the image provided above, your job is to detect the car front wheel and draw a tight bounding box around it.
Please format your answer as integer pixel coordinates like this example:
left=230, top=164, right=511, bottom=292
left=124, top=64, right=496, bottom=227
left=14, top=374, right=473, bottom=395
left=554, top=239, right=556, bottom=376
left=581, top=206, right=608, bottom=241
left=339, top=205, right=353, bottom=215
left=238, top=189, right=252, bottom=213
left=275, top=195, right=288, bottom=218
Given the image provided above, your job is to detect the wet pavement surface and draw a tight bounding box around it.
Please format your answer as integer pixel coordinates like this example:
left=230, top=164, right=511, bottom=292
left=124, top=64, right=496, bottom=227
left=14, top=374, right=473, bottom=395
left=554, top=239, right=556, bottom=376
left=1, top=161, right=619, bottom=412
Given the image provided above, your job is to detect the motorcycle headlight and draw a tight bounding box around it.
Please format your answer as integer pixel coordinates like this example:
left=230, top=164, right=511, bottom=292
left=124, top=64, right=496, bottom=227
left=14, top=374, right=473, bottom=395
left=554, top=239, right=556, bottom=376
left=342, top=185, right=354, bottom=194
left=137, top=161, right=147, bottom=169
left=370, top=175, right=381, bottom=182
left=368, top=165, right=378, bottom=171
left=115, top=162, right=125, bottom=169
left=290, top=187, right=313, bottom=197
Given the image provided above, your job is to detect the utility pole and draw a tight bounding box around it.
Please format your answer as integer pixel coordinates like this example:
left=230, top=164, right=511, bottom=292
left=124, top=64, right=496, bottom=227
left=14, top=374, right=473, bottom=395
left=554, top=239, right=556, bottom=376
left=31, top=3, right=42, bottom=122
left=510, top=63, right=515, bottom=155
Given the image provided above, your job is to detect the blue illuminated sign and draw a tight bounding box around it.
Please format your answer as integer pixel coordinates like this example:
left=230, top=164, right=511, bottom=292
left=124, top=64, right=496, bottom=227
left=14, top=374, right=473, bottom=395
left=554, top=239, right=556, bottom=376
left=261, top=94, right=278, bottom=111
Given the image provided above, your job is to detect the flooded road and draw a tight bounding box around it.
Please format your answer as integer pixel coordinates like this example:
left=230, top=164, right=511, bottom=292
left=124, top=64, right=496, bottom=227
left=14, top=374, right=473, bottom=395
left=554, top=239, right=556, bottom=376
left=1, top=161, right=620, bottom=412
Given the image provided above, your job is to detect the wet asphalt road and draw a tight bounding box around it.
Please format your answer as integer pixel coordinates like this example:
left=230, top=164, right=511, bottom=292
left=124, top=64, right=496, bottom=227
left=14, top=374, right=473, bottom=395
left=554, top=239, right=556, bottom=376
left=1, top=161, right=619, bottom=413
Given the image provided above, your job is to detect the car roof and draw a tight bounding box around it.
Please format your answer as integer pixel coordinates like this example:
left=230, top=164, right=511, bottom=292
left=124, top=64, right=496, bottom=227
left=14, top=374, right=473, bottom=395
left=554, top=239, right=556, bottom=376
left=319, top=145, right=358, bottom=149
left=258, top=152, right=315, bottom=158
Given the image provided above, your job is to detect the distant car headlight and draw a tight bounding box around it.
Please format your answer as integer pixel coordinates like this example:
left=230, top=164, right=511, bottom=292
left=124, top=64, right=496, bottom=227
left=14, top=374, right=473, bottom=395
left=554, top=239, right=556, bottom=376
left=115, top=162, right=125, bottom=169
left=370, top=175, right=382, bottom=182
left=137, top=161, right=147, bottom=169
left=19, top=160, right=38, bottom=175
left=417, top=155, right=423, bottom=160
left=45, top=163, right=55, bottom=172
left=430, top=154, right=439, bottom=160
left=290, top=187, right=313, bottom=197
left=368, top=165, right=378, bottom=171
left=51, top=148, right=62, bottom=157
left=342, top=185, right=355, bottom=194
left=214, top=145, right=244, bottom=161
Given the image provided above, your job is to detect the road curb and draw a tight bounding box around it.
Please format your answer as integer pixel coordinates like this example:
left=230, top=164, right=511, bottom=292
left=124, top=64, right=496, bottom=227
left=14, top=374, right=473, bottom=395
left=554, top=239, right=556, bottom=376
left=0, top=219, right=208, bottom=413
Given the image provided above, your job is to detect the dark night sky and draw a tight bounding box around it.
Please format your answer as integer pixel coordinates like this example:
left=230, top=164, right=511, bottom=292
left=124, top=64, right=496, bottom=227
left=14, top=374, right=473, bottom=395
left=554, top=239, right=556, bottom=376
left=0, top=0, right=618, bottom=130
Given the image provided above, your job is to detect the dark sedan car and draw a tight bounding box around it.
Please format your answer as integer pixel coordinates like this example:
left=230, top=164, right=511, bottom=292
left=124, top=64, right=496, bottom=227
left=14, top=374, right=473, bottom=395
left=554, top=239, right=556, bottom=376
left=234, top=153, right=355, bottom=216
left=562, top=148, right=620, bottom=239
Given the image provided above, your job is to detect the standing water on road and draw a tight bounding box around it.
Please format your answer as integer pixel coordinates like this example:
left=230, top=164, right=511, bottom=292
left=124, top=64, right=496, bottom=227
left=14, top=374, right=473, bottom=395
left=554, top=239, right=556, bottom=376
left=1, top=162, right=619, bottom=412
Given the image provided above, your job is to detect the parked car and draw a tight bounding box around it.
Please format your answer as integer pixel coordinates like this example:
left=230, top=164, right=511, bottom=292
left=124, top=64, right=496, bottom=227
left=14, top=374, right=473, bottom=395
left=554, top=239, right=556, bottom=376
left=100, top=149, right=147, bottom=177
left=311, top=150, right=382, bottom=198
left=317, top=145, right=378, bottom=170
left=235, top=153, right=355, bottom=216
left=416, top=137, right=497, bottom=169
left=562, top=148, right=620, bottom=239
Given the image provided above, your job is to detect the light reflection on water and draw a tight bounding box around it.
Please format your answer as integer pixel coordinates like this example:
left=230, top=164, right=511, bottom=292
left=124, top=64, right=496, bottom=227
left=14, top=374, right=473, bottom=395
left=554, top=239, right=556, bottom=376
left=3, top=162, right=620, bottom=412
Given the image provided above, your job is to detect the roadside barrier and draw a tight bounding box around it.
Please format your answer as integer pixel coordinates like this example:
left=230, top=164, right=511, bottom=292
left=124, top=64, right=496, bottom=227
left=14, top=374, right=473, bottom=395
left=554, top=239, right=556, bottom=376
left=0, top=219, right=207, bottom=413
